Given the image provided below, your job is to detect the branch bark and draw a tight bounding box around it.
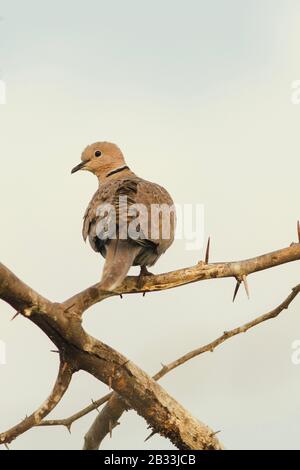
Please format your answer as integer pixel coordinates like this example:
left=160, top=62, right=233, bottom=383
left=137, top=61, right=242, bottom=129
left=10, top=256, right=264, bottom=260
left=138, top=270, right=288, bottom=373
left=0, top=361, right=73, bottom=445
left=1, top=237, right=299, bottom=449
left=39, top=393, right=112, bottom=432
left=83, top=394, right=126, bottom=450
left=63, top=243, right=300, bottom=314
left=0, top=263, right=222, bottom=449
left=82, top=283, right=300, bottom=449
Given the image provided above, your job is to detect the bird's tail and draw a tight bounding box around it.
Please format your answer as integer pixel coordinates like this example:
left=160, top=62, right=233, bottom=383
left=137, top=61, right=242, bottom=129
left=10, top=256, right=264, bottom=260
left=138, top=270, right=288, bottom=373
left=99, top=239, right=141, bottom=291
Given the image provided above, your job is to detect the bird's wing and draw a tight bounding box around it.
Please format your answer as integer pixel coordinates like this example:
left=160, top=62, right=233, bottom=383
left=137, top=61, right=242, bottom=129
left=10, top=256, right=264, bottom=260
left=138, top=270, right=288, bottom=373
left=134, top=179, right=176, bottom=254
left=82, top=177, right=175, bottom=257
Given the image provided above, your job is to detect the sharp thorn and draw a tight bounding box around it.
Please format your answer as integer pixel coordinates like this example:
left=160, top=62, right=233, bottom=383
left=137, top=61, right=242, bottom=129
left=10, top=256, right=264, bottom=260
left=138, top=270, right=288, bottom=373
left=50, top=350, right=59, bottom=353
left=144, top=430, right=157, bottom=442
left=143, top=292, right=146, bottom=297
left=91, top=399, right=100, bottom=413
left=109, top=420, right=113, bottom=438
left=205, top=236, right=211, bottom=264
left=210, top=430, right=221, bottom=437
left=11, top=312, right=20, bottom=321
left=66, top=424, right=72, bottom=434
left=242, top=275, right=250, bottom=299
left=297, top=220, right=300, bottom=243
left=120, top=294, right=123, bottom=299
left=232, top=281, right=241, bottom=302
left=4, top=443, right=9, bottom=450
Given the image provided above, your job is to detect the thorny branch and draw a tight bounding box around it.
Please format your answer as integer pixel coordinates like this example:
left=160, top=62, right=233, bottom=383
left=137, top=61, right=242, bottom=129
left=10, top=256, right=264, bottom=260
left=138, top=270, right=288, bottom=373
left=82, top=283, right=300, bottom=449
left=0, top=265, right=222, bottom=449
left=39, top=393, right=112, bottom=432
left=0, top=361, right=73, bottom=446
left=0, top=226, right=299, bottom=449
left=63, top=242, right=300, bottom=315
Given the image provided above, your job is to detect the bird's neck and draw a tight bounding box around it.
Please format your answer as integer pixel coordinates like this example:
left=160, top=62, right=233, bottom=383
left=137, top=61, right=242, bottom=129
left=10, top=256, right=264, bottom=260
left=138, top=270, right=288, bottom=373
left=96, top=165, right=136, bottom=184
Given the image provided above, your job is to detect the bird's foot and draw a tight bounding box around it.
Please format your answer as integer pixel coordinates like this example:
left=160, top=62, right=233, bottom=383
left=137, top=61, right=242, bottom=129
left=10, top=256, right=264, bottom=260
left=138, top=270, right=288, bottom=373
left=137, top=265, right=154, bottom=291
left=140, top=266, right=154, bottom=277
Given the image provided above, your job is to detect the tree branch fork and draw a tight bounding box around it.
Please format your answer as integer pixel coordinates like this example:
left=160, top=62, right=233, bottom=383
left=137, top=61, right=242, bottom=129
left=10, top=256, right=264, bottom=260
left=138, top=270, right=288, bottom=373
left=0, top=227, right=299, bottom=450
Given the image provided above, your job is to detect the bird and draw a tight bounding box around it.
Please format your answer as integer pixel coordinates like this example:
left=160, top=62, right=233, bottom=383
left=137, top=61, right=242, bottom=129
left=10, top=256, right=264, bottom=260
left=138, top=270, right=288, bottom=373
left=71, top=142, right=176, bottom=291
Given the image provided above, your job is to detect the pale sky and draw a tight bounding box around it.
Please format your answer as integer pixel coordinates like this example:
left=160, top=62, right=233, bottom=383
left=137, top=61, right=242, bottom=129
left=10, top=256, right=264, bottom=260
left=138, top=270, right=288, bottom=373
left=0, top=0, right=300, bottom=450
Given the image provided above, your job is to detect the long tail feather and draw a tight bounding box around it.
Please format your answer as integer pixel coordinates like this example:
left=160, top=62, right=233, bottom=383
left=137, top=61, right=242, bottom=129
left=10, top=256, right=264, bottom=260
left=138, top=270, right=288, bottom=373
left=99, top=240, right=140, bottom=291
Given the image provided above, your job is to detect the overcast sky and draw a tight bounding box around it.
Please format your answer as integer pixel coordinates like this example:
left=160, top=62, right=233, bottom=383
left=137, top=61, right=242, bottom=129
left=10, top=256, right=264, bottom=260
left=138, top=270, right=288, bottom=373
left=0, top=0, right=300, bottom=450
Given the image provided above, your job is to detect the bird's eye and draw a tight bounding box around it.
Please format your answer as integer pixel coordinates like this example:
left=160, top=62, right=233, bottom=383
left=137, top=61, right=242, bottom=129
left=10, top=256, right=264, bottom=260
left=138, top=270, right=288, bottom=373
left=95, top=150, right=102, bottom=157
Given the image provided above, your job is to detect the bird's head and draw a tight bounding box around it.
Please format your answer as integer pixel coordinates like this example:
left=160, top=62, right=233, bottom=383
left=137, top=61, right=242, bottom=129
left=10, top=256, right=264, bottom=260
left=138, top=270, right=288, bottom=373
left=71, top=142, right=126, bottom=180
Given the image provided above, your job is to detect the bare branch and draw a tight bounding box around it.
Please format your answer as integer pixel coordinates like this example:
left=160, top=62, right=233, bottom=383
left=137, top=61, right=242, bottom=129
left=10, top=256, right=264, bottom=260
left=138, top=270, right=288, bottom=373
left=39, top=393, right=112, bottom=431
left=83, top=394, right=125, bottom=450
left=0, top=361, right=73, bottom=445
left=0, top=263, right=222, bottom=450
left=153, top=283, right=300, bottom=380
left=1, top=233, right=299, bottom=450
left=63, top=243, right=300, bottom=314
left=82, top=283, right=300, bottom=448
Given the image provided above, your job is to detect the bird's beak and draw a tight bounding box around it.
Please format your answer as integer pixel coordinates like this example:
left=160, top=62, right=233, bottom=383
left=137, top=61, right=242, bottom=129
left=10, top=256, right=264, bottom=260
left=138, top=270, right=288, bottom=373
left=71, top=161, right=86, bottom=174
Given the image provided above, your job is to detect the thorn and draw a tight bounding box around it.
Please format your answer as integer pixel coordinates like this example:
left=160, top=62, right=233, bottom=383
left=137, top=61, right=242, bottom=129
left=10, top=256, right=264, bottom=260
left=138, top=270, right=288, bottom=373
left=120, top=294, right=123, bottom=299
left=11, top=312, right=20, bottom=321
left=143, top=292, right=146, bottom=297
left=144, top=430, right=157, bottom=442
left=204, top=236, right=211, bottom=264
left=109, top=420, right=113, bottom=438
left=4, top=443, right=9, bottom=450
left=242, top=275, right=250, bottom=299
left=50, top=350, right=59, bottom=353
left=297, top=220, right=300, bottom=243
left=91, top=399, right=100, bottom=414
left=66, top=424, right=72, bottom=434
left=210, top=430, right=221, bottom=437
left=232, top=281, right=241, bottom=302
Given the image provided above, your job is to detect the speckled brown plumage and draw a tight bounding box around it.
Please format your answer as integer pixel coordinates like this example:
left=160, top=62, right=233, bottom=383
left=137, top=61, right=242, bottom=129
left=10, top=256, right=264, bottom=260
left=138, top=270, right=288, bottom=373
left=72, top=142, right=176, bottom=291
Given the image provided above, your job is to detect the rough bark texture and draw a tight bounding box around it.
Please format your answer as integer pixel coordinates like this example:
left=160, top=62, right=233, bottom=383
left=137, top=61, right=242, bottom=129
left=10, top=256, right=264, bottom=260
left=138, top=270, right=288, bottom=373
left=0, top=262, right=222, bottom=449
left=82, top=282, right=300, bottom=449
left=0, top=239, right=299, bottom=449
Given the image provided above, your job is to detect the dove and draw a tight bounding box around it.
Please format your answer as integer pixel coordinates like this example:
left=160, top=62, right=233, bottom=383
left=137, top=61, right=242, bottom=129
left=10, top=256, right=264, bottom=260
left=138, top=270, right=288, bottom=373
left=71, top=142, right=176, bottom=291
